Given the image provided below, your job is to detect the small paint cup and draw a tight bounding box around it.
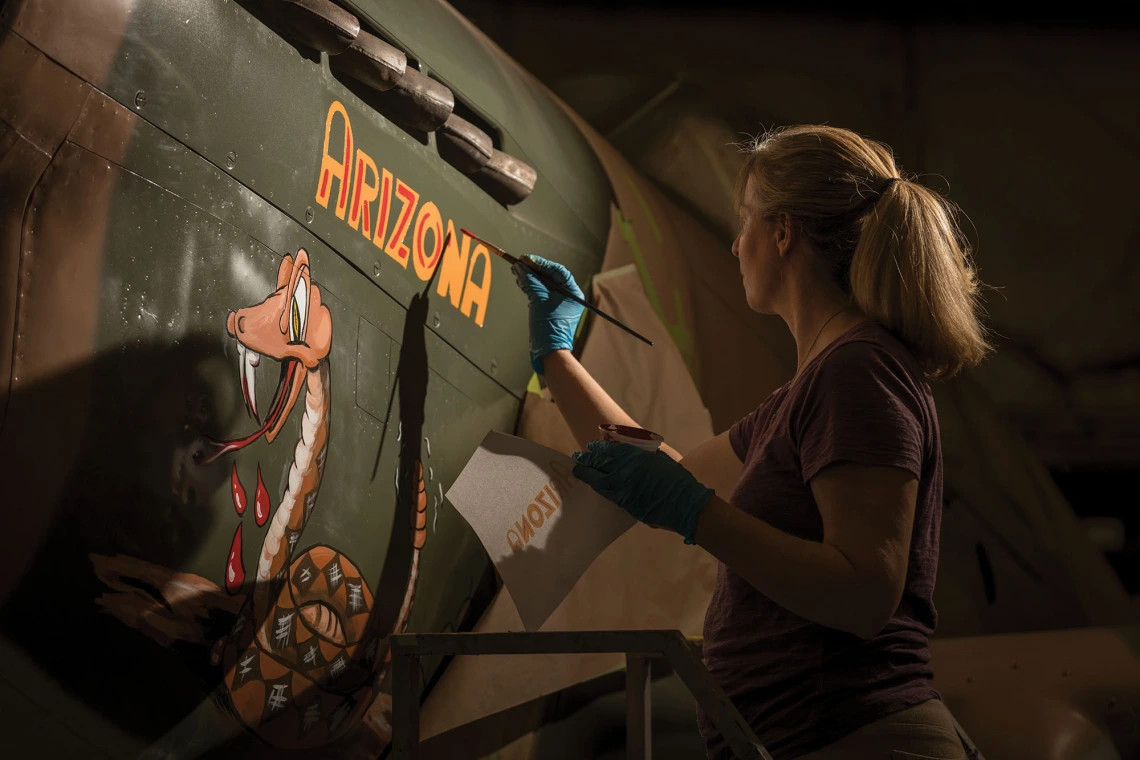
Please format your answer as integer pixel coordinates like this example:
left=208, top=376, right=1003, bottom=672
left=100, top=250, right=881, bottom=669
left=599, top=424, right=663, bottom=452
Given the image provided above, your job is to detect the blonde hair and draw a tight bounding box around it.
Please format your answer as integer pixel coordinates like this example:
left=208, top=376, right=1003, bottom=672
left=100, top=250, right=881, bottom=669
left=735, top=125, right=992, bottom=378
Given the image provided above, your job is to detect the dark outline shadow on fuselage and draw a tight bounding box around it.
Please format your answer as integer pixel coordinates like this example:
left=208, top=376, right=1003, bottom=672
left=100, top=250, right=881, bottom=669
left=0, top=337, right=232, bottom=742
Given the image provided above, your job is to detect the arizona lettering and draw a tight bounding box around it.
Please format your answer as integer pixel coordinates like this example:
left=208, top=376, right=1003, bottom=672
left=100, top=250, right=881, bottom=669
left=315, top=100, right=492, bottom=326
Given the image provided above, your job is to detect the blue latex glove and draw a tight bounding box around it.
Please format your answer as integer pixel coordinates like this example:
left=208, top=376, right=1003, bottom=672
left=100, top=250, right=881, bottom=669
left=511, top=254, right=585, bottom=375
left=572, top=440, right=714, bottom=544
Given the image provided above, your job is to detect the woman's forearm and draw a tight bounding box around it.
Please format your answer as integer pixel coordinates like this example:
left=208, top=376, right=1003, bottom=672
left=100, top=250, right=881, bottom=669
left=541, top=350, right=637, bottom=449
left=541, top=350, right=681, bottom=460
left=693, top=496, right=889, bottom=639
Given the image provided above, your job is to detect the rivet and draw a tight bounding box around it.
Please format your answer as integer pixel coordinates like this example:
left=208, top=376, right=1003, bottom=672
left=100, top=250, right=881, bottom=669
left=305, top=206, right=315, bottom=224
left=226, top=151, right=237, bottom=170
left=490, top=358, right=499, bottom=375
left=134, top=90, right=147, bottom=108
left=432, top=311, right=440, bottom=328
left=373, top=260, right=381, bottom=277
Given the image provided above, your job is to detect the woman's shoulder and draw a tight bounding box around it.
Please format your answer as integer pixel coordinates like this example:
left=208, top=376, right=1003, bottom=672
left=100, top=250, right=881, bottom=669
left=787, top=322, right=937, bottom=451
left=822, top=321, right=924, bottom=377
left=800, top=321, right=931, bottom=406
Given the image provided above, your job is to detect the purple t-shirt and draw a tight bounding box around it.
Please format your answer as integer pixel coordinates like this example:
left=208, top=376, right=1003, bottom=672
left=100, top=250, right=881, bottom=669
left=697, top=321, right=943, bottom=759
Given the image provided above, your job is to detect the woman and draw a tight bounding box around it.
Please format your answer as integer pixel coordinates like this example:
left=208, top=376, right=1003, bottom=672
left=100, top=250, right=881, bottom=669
left=512, top=125, right=990, bottom=759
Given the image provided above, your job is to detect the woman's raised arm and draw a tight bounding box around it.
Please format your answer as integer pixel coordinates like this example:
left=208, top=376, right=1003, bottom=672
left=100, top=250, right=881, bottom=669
left=515, top=256, right=686, bottom=460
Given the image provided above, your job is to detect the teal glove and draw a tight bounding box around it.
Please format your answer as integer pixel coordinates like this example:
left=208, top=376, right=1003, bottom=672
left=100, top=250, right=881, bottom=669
left=572, top=440, right=714, bottom=544
left=511, top=255, right=585, bottom=376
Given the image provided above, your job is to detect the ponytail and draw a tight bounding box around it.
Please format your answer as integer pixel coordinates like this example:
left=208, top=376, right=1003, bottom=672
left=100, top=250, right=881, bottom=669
left=737, top=125, right=992, bottom=377
left=851, top=178, right=990, bottom=377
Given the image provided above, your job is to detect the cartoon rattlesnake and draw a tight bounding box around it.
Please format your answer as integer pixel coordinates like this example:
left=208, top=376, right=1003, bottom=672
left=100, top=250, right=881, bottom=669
left=199, top=249, right=426, bottom=748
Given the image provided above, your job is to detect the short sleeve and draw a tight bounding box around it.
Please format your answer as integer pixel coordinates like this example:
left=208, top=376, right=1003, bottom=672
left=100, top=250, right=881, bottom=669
left=728, top=411, right=757, bottom=463
left=730, top=387, right=787, bottom=463
left=793, top=341, right=927, bottom=485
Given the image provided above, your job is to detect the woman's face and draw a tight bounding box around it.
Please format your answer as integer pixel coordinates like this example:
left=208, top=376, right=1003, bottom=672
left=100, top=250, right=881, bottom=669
left=732, top=177, right=785, bottom=315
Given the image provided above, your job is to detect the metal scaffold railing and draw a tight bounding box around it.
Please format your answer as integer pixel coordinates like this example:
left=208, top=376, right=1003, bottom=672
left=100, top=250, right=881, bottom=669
left=388, top=629, right=772, bottom=760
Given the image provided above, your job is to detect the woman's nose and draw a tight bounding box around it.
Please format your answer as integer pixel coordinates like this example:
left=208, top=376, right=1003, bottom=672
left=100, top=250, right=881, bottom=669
left=731, top=236, right=741, bottom=259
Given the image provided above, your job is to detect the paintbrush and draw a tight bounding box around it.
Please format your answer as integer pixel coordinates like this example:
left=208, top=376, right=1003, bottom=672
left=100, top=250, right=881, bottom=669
left=459, top=228, right=654, bottom=347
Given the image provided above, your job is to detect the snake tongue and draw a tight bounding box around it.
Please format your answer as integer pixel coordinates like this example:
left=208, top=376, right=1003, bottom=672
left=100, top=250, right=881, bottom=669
left=196, top=359, right=298, bottom=465
left=266, top=360, right=304, bottom=444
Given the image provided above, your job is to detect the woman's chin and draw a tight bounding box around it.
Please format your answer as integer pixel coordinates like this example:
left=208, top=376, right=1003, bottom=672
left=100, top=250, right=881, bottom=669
left=744, top=290, right=772, bottom=315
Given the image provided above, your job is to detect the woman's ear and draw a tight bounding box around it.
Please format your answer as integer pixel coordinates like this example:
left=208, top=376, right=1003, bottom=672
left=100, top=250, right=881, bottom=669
left=775, top=213, right=799, bottom=258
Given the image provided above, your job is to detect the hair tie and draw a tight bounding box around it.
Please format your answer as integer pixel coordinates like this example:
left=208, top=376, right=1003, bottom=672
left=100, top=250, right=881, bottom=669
left=877, top=177, right=901, bottom=196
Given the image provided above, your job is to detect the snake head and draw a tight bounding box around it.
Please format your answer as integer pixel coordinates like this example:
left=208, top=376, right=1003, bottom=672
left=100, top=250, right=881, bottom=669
left=226, top=249, right=331, bottom=369
left=202, top=250, right=333, bottom=459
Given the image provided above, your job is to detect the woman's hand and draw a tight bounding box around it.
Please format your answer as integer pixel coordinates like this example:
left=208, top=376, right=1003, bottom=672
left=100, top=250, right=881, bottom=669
left=512, top=255, right=585, bottom=375
left=572, top=440, right=714, bottom=544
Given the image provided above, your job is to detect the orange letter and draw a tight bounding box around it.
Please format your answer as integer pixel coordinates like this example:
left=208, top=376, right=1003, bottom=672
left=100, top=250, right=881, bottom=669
left=384, top=179, right=419, bottom=268
left=507, top=529, right=524, bottom=553
left=349, top=148, right=380, bottom=238
left=371, top=168, right=394, bottom=251
left=436, top=221, right=470, bottom=308
left=516, top=518, right=534, bottom=544
left=315, top=101, right=354, bottom=220
left=460, top=243, right=492, bottom=327
left=526, top=503, right=545, bottom=529
left=412, top=201, right=444, bottom=281
left=544, top=483, right=561, bottom=507
left=535, top=490, right=557, bottom=517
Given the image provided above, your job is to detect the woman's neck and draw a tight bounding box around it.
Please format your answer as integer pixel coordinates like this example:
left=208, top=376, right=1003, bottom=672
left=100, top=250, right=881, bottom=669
left=783, top=285, right=867, bottom=371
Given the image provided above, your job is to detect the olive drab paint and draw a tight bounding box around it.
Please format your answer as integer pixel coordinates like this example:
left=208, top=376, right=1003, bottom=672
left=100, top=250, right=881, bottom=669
left=315, top=100, right=492, bottom=326
left=0, top=0, right=612, bottom=756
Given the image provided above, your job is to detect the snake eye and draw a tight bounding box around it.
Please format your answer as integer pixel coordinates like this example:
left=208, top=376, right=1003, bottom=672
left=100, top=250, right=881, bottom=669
left=289, top=275, right=309, bottom=343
